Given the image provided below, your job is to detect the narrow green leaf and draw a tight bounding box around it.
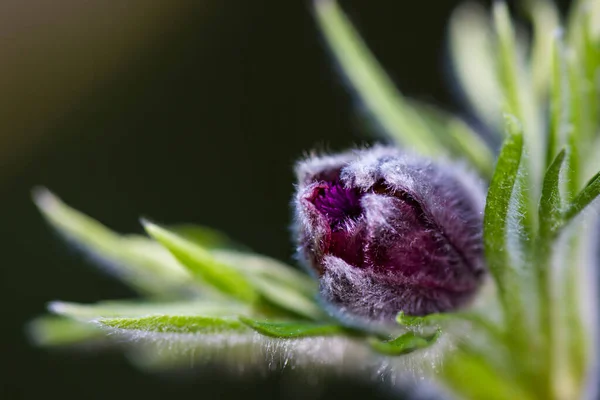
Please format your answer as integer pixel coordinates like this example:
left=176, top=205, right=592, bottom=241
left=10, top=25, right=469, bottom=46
left=169, top=224, right=248, bottom=251
left=48, top=300, right=250, bottom=320
left=568, top=7, right=600, bottom=181
left=247, top=277, right=325, bottom=320
left=32, top=188, right=196, bottom=297
left=494, top=2, right=525, bottom=121
left=408, top=100, right=495, bottom=179
left=369, top=330, right=441, bottom=356
left=239, top=317, right=344, bottom=338
left=446, top=118, right=495, bottom=179
left=396, top=310, right=504, bottom=345
left=484, top=116, right=524, bottom=300
left=536, top=149, right=568, bottom=391
left=142, top=221, right=259, bottom=303
left=494, top=2, right=543, bottom=185
left=539, top=150, right=567, bottom=238
left=563, top=170, right=600, bottom=224
left=27, top=316, right=104, bottom=347
left=483, top=115, right=538, bottom=347
left=396, top=311, right=444, bottom=327
left=211, top=250, right=316, bottom=297
left=525, top=0, right=560, bottom=102
left=313, top=0, right=443, bottom=156
left=442, top=351, right=536, bottom=400
left=144, top=222, right=323, bottom=319
left=212, top=252, right=322, bottom=319
left=99, top=315, right=247, bottom=334
left=449, top=2, right=502, bottom=133
left=548, top=34, right=571, bottom=165
left=314, top=0, right=495, bottom=175
left=567, top=51, right=588, bottom=189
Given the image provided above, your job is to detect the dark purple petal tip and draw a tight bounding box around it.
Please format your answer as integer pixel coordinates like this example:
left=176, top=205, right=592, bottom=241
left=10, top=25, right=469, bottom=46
left=293, top=146, right=486, bottom=324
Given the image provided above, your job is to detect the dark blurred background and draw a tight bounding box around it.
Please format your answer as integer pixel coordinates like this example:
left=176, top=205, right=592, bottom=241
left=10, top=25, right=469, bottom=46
left=0, top=0, right=571, bottom=399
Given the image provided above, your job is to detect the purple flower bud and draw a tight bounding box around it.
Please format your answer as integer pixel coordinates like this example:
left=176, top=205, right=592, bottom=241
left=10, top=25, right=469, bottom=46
left=293, top=146, right=486, bottom=324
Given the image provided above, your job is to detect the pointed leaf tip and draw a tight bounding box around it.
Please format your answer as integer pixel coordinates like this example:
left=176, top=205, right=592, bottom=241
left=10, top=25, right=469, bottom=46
left=370, top=330, right=442, bottom=356
left=32, top=186, right=58, bottom=212
left=239, top=317, right=345, bottom=338
left=143, top=222, right=259, bottom=303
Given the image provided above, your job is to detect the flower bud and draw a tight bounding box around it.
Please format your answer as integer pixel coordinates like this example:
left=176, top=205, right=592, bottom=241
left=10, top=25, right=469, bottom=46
left=293, top=146, right=486, bottom=324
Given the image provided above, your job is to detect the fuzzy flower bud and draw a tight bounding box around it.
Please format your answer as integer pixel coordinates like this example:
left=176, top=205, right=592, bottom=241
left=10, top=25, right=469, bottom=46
left=293, top=146, right=486, bottom=324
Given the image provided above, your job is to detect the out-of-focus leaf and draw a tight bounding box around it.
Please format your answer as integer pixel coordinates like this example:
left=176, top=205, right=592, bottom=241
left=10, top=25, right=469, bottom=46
left=239, top=318, right=345, bottom=338
left=211, top=251, right=316, bottom=297
left=169, top=224, right=249, bottom=251
left=449, top=2, right=502, bottom=132
left=396, top=311, right=447, bottom=327
left=446, top=119, right=495, bottom=179
left=99, top=315, right=247, bottom=334
left=563, top=170, right=600, bottom=225
left=125, top=331, right=380, bottom=374
left=314, top=0, right=496, bottom=176
left=313, top=0, right=444, bottom=156
left=568, top=7, right=600, bottom=181
left=27, top=316, right=104, bottom=347
left=212, top=251, right=322, bottom=319
left=369, top=330, right=441, bottom=356
left=33, top=188, right=196, bottom=298
left=525, top=0, right=560, bottom=102
left=144, top=222, right=324, bottom=319
left=248, top=277, right=325, bottom=320
left=396, top=310, right=504, bottom=346
left=442, top=351, right=535, bottom=400
left=548, top=34, right=572, bottom=167
left=408, top=100, right=494, bottom=178
left=494, top=2, right=544, bottom=186
left=48, top=299, right=250, bottom=320
left=142, top=221, right=259, bottom=303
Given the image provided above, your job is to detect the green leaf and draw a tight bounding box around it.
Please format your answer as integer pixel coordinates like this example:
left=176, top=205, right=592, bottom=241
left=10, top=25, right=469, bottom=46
left=539, top=149, right=567, bottom=238
left=211, top=251, right=322, bottom=319
left=536, top=150, right=568, bottom=385
left=169, top=224, right=249, bottom=251
left=144, top=222, right=323, bottom=319
left=99, top=315, right=247, bottom=334
left=32, top=188, right=196, bottom=298
left=407, top=100, right=495, bottom=179
left=27, top=316, right=104, bottom=347
left=483, top=115, right=536, bottom=336
left=494, top=2, right=543, bottom=185
left=567, top=7, right=600, bottom=182
left=314, top=0, right=496, bottom=176
left=396, top=311, right=446, bottom=327
left=48, top=299, right=250, bottom=320
left=313, top=0, right=444, bottom=156
left=396, top=311, right=503, bottom=341
left=484, top=116, right=524, bottom=298
left=493, top=2, right=526, bottom=123
left=247, top=277, right=325, bottom=320
left=525, top=0, right=560, bottom=102
left=442, top=351, right=536, bottom=400
left=369, top=330, right=441, bottom=356
left=449, top=2, right=502, bottom=132
left=548, top=34, right=571, bottom=166
left=142, top=221, right=259, bottom=303
left=567, top=49, right=588, bottom=190
left=211, top=250, right=316, bottom=297
left=239, top=317, right=344, bottom=338
left=563, top=170, right=600, bottom=225
left=446, top=118, right=495, bottom=179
